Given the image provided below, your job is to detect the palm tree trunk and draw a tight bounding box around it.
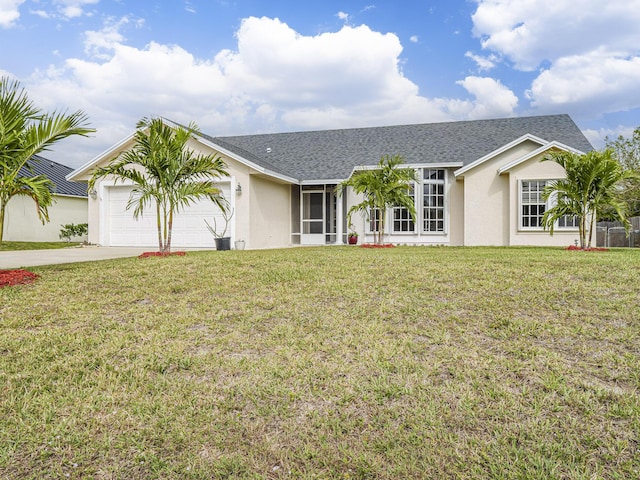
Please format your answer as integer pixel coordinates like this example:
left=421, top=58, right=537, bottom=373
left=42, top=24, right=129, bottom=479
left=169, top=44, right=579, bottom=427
left=587, top=209, right=595, bottom=249
left=156, top=201, right=163, bottom=252
left=0, top=198, right=6, bottom=243
left=166, top=208, right=173, bottom=253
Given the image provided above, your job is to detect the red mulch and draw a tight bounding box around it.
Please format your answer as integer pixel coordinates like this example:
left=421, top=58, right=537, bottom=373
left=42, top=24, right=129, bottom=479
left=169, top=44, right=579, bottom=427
left=566, top=245, right=609, bottom=252
left=360, top=243, right=395, bottom=248
left=138, top=251, right=187, bottom=258
left=0, top=269, right=40, bottom=288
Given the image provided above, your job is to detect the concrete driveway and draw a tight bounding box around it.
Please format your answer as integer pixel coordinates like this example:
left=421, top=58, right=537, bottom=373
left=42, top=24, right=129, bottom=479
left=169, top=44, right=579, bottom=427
left=0, top=246, right=150, bottom=269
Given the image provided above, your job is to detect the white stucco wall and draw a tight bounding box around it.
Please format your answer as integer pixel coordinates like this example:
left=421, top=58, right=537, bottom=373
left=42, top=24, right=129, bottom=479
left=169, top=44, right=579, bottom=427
left=461, top=141, right=541, bottom=246
left=3, top=195, right=88, bottom=242
left=249, top=176, right=291, bottom=249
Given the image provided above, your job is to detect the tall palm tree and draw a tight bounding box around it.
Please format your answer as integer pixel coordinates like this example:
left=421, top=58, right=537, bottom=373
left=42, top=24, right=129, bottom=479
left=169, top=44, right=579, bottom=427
left=339, top=154, right=416, bottom=245
left=0, top=76, right=94, bottom=242
left=89, top=117, right=229, bottom=253
left=541, top=149, right=639, bottom=249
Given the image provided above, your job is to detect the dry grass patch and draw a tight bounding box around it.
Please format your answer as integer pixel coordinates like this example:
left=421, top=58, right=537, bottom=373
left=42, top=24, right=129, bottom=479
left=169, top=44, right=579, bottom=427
left=0, top=246, right=639, bottom=479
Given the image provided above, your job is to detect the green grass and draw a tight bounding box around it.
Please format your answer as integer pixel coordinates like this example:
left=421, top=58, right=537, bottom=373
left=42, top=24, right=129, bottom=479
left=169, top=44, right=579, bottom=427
left=1, top=246, right=639, bottom=479
left=0, top=241, right=80, bottom=251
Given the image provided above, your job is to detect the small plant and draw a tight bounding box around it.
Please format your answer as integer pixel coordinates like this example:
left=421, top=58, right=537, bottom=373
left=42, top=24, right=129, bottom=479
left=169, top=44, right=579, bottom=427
left=59, top=223, right=88, bottom=242
left=204, top=205, right=234, bottom=239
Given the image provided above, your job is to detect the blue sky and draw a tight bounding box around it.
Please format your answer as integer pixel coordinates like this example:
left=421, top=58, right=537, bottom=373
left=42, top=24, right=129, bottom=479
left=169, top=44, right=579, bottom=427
left=1, top=0, right=639, bottom=168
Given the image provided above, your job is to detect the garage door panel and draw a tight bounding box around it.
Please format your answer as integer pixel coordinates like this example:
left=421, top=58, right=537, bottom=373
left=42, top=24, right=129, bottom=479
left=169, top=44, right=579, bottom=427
left=106, top=184, right=231, bottom=248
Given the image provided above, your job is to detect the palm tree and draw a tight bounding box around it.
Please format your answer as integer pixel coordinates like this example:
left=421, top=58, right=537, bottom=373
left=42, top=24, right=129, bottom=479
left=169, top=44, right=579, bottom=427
left=0, top=76, right=94, bottom=242
left=541, top=149, right=639, bottom=249
left=89, top=117, right=229, bottom=253
left=339, top=154, right=416, bottom=245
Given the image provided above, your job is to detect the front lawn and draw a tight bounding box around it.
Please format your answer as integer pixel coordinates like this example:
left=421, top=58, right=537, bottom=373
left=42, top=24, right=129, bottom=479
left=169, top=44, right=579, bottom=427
left=0, top=247, right=638, bottom=479
left=0, top=241, right=80, bottom=251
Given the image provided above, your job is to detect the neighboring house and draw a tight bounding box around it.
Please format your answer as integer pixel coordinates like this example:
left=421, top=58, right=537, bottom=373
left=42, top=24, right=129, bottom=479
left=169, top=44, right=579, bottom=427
left=67, top=114, right=593, bottom=249
left=3, top=156, right=88, bottom=242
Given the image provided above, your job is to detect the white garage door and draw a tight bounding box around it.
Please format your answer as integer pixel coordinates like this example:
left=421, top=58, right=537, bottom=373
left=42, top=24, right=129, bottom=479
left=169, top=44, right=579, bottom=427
left=106, top=183, right=232, bottom=248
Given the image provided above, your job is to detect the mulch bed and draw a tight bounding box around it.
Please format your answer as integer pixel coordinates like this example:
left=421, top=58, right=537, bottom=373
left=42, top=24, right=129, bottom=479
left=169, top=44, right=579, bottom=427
left=566, top=245, right=609, bottom=252
left=0, top=269, right=40, bottom=288
left=138, top=251, right=187, bottom=258
left=361, top=243, right=395, bottom=248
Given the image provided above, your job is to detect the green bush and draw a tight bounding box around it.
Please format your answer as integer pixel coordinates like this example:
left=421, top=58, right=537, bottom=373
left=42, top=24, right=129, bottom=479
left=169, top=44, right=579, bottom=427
left=59, top=223, right=88, bottom=242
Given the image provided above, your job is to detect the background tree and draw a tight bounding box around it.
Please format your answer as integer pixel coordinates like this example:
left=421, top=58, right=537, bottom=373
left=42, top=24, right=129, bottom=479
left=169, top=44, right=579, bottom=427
left=90, top=117, right=229, bottom=253
left=605, top=127, right=640, bottom=218
left=0, top=76, right=94, bottom=242
left=338, top=154, right=416, bottom=245
left=541, top=149, right=638, bottom=249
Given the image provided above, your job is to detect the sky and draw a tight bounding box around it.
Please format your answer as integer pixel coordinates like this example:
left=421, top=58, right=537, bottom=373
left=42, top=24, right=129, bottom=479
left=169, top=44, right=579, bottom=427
left=1, top=0, right=640, bottom=169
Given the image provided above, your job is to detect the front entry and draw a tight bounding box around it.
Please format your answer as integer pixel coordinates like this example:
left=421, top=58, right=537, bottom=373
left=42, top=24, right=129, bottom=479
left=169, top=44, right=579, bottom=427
left=301, top=190, right=325, bottom=245
left=300, top=185, right=343, bottom=245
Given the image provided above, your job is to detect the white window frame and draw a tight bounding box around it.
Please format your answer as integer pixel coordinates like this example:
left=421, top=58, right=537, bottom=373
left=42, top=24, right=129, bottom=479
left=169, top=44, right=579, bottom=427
left=519, top=179, right=579, bottom=231
left=422, top=168, right=447, bottom=234
left=392, top=182, right=417, bottom=234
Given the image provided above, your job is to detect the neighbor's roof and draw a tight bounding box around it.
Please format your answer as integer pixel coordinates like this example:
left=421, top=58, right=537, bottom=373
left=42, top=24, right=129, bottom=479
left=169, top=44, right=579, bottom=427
left=20, top=155, right=87, bottom=197
left=206, top=114, right=593, bottom=182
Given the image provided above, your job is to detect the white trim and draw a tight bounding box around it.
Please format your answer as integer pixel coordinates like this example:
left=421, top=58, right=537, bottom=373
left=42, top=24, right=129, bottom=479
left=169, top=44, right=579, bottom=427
left=454, top=134, right=548, bottom=178
left=497, top=141, right=586, bottom=175
left=53, top=193, right=88, bottom=200
left=346, top=162, right=462, bottom=181
left=300, top=179, right=343, bottom=185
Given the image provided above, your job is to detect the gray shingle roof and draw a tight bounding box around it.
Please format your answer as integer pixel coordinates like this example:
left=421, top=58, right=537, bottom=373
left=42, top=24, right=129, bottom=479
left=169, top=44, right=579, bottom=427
left=208, top=114, right=593, bottom=182
left=20, top=155, right=87, bottom=197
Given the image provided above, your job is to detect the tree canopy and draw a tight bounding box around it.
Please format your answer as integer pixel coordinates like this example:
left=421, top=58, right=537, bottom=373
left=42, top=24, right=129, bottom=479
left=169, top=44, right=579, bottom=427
left=541, top=149, right=639, bottom=249
left=338, top=154, right=416, bottom=245
left=605, top=127, right=640, bottom=218
left=89, top=117, right=229, bottom=253
left=0, top=76, right=94, bottom=242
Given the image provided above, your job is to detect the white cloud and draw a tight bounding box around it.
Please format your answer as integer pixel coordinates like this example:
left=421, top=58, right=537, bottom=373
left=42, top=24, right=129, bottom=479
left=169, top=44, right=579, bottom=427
left=0, top=0, right=25, bottom=28
left=54, top=0, right=99, bottom=19
left=464, top=51, right=498, bottom=71
left=583, top=125, right=638, bottom=149
left=472, top=0, right=640, bottom=120
left=472, top=0, right=640, bottom=71
left=455, top=76, right=518, bottom=119
left=409, top=35, right=418, bottom=43
left=83, top=16, right=142, bottom=59
left=21, top=16, right=508, bottom=167
left=336, top=11, right=349, bottom=23
left=526, top=49, right=640, bottom=116
left=30, top=9, right=51, bottom=19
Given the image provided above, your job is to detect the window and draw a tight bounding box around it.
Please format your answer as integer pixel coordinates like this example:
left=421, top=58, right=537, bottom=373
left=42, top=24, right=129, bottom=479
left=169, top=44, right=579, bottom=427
left=521, top=180, right=546, bottom=228
left=368, top=207, right=383, bottom=233
left=393, top=184, right=415, bottom=232
left=558, top=215, right=579, bottom=228
left=520, top=180, right=578, bottom=230
left=423, top=169, right=445, bottom=233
